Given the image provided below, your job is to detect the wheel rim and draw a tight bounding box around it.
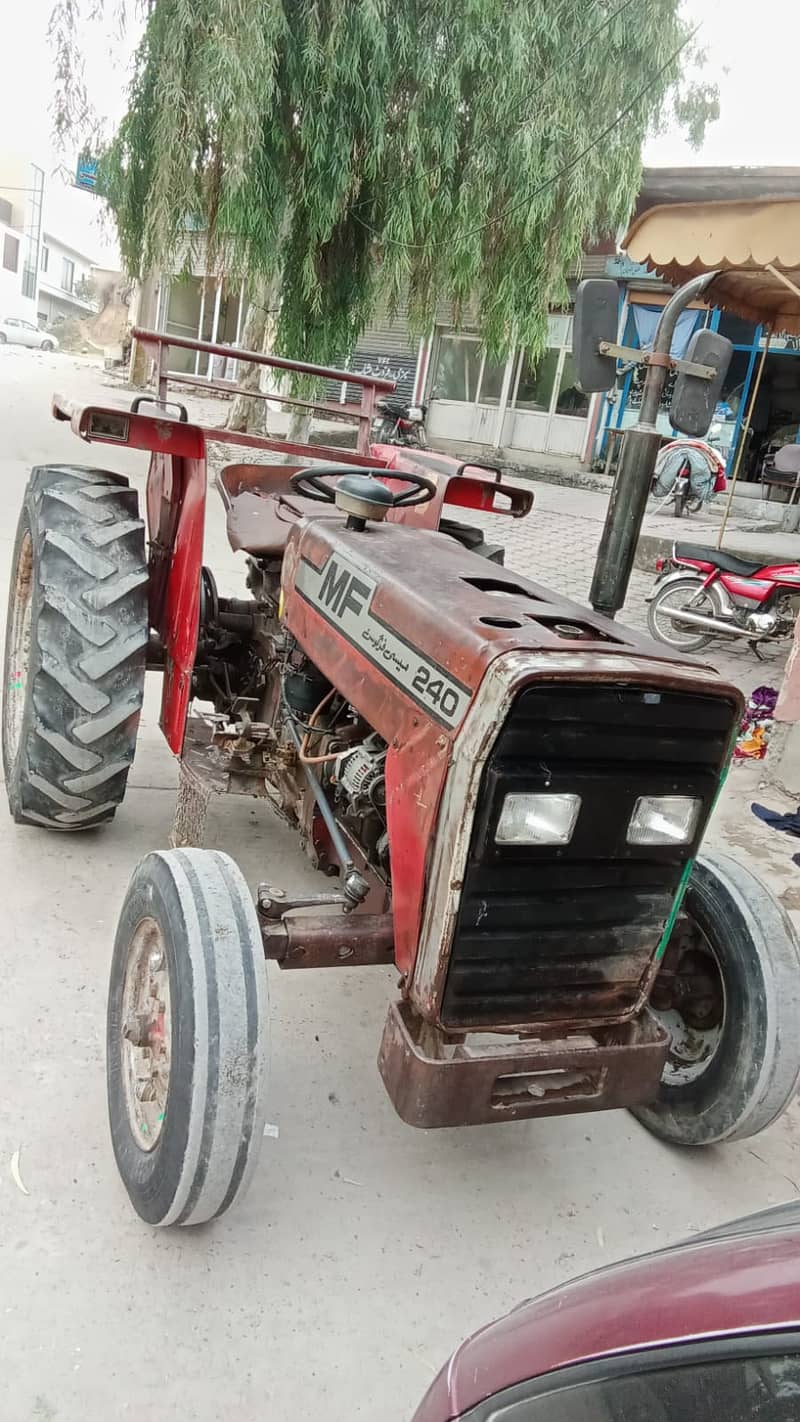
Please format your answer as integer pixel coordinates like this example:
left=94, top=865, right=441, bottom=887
left=4, top=531, right=34, bottom=765
left=651, top=919, right=726, bottom=1087
left=120, top=918, right=172, bottom=1151
left=651, top=584, right=717, bottom=648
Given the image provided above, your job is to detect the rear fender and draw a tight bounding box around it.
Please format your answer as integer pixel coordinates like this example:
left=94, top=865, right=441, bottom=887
left=146, top=449, right=207, bottom=754
left=645, top=567, right=704, bottom=602
left=376, top=448, right=533, bottom=530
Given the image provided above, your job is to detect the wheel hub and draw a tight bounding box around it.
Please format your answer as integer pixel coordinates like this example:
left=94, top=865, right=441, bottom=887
left=650, top=919, right=726, bottom=1086
left=121, top=919, right=171, bottom=1150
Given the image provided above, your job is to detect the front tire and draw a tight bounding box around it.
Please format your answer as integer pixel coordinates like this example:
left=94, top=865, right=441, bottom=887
left=107, top=849, right=270, bottom=1226
left=40, top=339, right=55, bottom=352
left=2, top=465, right=148, bottom=828
left=633, top=852, right=800, bottom=1145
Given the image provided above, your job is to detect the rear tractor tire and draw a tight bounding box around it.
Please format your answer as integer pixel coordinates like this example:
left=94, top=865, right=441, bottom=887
left=634, top=852, right=800, bottom=1146
left=107, top=849, right=270, bottom=1226
left=2, top=464, right=148, bottom=829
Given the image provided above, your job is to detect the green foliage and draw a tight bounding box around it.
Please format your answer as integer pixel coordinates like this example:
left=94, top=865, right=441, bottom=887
left=92, top=0, right=716, bottom=363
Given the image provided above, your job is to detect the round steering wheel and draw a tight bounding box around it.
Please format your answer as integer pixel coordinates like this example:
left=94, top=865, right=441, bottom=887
left=289, top=463, right=436, bottom=509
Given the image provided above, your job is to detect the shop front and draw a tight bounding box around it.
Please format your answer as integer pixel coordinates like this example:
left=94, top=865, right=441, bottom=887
left=598, top=291, right=800, bottom=481
left=423, top=313, right=592, bottom=459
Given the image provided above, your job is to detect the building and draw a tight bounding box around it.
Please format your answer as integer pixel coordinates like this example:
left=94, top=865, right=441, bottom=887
left=151, top=166, right=800, bottom=474
left=597, top=168, right=800, bottom=482
left=37, top=231, right=98, bottom=326
left=0, top=160, right=43, bottom=323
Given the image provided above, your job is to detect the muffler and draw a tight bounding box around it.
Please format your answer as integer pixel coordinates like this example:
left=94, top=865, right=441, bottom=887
left=661, top=606, right=758, bottom=638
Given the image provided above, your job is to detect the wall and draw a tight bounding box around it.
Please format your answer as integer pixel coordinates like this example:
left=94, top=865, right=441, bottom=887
left=38, top=236, right=96, bottom=323
left=0, top=217, right=37, bottom=321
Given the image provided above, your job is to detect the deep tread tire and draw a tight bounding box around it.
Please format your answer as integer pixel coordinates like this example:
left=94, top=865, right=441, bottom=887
left=634, top=851, right=800, bottom=1145
left=2, top=465, right=148, bottom=829
left=107, top=850, right=270, bottom=1226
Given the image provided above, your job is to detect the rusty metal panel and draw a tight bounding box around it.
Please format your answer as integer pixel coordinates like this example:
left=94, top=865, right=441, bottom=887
left=378, top=1001, right=670, bottom=1128
left=261, top=913, right=394, bottom=968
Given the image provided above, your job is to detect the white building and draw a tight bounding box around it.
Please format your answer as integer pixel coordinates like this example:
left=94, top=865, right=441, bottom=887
left=0, top=167, right=40, bottom=324
left=37, top=232, right=98, bottom=326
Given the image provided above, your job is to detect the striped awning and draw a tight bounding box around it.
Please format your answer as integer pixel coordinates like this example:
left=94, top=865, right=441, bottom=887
left=623, top=199, right=800, bottom=333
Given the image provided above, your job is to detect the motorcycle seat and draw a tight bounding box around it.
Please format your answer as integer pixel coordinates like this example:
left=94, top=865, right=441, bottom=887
left=675, top=542, right=764, bottom=577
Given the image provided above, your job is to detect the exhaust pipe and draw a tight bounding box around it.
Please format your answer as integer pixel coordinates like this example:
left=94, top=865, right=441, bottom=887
left=661, top=606, right=758, bottom=638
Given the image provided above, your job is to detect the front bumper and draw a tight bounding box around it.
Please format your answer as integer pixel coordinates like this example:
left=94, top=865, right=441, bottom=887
left=378, top=1001, right=670, bottom=1128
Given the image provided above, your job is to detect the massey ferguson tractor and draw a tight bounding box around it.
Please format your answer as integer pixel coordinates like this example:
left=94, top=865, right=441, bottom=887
left=4, top=326, right=800, bottom=1228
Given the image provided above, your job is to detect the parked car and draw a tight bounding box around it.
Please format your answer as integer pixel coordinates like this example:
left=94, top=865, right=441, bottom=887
left=0, top=317, right=58, bottom=351
left=413, top=1202, right=800, bottom=1421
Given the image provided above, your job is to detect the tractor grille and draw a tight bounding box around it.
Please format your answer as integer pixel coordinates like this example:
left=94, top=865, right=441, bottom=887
left=441, top=683, right=737, bottom=1030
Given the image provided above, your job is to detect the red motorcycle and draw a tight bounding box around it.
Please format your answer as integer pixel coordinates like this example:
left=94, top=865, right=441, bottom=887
left=647, top=541, right=800, bottom=654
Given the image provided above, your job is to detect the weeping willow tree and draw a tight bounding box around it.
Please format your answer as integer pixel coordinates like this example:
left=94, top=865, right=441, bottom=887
left=63, top=0, right=717, bottom=426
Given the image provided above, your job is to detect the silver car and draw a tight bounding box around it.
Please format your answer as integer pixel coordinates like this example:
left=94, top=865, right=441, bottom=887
left=0, top=317, right=58, bottom=352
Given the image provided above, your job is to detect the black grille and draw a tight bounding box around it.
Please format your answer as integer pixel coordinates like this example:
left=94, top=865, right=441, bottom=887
left=442, top=683, right=738, bottom=1029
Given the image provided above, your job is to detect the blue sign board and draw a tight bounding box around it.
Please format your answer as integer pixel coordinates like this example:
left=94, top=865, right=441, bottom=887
left=605, top=255, right=657, bottom=280
left=75, top=157, right=98, bottom=192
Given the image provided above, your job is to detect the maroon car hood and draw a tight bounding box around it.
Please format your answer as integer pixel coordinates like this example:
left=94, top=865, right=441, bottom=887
left=415, top=1210, right=800, bottom=1421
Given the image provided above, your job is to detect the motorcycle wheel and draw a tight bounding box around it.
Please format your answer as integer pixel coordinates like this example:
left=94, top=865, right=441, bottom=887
left=673, top=490, right=687, bottom=517
left=647, top=576, right=724, bottom=652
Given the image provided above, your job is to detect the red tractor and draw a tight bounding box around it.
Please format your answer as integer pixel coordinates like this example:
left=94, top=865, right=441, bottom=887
left=4, top=329, right=800, bottom=1227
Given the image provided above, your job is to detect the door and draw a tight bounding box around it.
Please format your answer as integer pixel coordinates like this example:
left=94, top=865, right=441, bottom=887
left=426, top=332, right=512, bottom=444
left=507, top=317, right=590, bottom=457
left=20, top=320, right=41, bottom=348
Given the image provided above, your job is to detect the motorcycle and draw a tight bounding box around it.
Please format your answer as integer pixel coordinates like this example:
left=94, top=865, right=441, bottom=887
left=651, top=436, right=727, bottom=518
left=372, top=394, right=427, bottom=448
left=647, top=541, right=800, bottom=654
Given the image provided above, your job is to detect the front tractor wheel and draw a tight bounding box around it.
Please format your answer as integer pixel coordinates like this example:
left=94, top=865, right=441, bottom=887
left=107, top=850, right=270, bottom=1226
left=2, top=465, right=148, bottom=829
left=634, top=852, right=800, bottom=1145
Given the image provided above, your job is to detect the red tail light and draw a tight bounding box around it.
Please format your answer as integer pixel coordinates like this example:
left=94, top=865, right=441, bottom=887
left=655, top=556, right=665, bottom=572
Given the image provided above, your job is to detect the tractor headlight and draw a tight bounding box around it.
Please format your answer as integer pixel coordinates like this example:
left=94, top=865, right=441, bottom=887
left=627, top=795, right=701, bottom=846
left=496, top=792, right=581, bottom=846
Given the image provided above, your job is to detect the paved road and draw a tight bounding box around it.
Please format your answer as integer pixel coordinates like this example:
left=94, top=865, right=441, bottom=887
left=1, top=349, right=798, bottom=1422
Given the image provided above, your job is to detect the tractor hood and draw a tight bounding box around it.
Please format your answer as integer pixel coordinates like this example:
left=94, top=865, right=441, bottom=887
left=281, top=517, right=717, bottom=738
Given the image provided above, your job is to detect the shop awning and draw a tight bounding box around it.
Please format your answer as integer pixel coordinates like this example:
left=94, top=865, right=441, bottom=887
left=622, top=199, right=800, bottom=334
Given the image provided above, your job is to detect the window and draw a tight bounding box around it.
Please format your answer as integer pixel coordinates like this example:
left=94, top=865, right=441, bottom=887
left=431, top=334, right=508, bottom=404
left=515, top=348, right=560, bottom=413
left=485, top=1347, right=800, bottom=1422
left=3, top=233, right=19, bottom=272
left=22, top=266, right=36, bottom=299
left=432, top=335, right=482, bottom=401
left=555, top=352, right=589, bottom=417
left=512, top=314, right=588, bottom=420
left=0, top=196, right=13, bottom=225
left=476, top=352, right=507, bottom=405
left=41, top=245, right=49, bottom=273
left=61, top=257, right=75, bottom=292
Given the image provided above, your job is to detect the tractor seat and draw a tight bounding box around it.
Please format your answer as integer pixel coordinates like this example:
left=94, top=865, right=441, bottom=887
left=675, top=542, right=764, bottom=577
left=218, top=462, right=342, bottom=556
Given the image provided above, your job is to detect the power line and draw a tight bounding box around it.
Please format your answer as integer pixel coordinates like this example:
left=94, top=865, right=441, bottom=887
left=461, top=0, right=641, bottom=160
left=358, top=22, right=700, bottom=252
